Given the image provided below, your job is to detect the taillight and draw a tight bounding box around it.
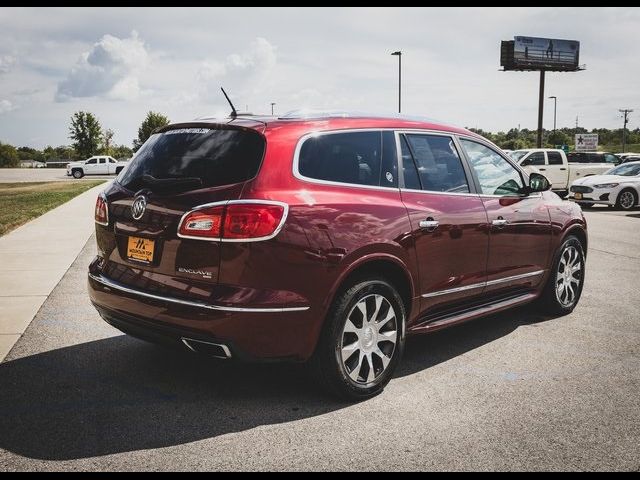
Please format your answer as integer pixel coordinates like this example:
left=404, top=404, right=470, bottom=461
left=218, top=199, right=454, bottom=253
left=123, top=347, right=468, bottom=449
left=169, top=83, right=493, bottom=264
left=95, top=193, right=109, bottom=226
left=177, top=202, right=287, bottom=241
left=178, top=206, right=224, bottom=239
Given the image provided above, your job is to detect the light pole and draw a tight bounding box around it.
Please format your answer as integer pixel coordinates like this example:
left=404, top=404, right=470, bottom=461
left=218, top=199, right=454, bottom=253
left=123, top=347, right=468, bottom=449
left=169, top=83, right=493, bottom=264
left=549, top=96, right=557, bottom=133
left=619, top=109, right=633, bottom=153
left=391, top=51, right=402, bottom=113
left=271, top=102, right=276, bottom=115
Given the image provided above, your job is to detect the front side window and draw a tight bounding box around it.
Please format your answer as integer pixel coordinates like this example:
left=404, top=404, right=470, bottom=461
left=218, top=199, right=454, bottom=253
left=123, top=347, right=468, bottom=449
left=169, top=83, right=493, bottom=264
left=605, top=154, right=619, bottom=164
left=298, top=131, right=397, bottom=188
left=86, top=158, right=97, bottom=164
left=460, top=139, right=524, bottom=196
left=547, top=151, right=563, bottom=165
left=400, top=134, right=469, bottom=193
left=524, top=152, right=545, bottom=166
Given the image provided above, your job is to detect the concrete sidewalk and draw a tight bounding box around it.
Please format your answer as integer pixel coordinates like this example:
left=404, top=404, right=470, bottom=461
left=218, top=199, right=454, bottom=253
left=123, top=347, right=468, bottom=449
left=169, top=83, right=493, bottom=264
left=0, top=182, right=107, bottom=361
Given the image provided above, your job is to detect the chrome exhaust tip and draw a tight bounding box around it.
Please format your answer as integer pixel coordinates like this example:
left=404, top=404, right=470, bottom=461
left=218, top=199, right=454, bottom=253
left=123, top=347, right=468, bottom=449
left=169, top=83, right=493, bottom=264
left=181, top=337, right=232, bottom=359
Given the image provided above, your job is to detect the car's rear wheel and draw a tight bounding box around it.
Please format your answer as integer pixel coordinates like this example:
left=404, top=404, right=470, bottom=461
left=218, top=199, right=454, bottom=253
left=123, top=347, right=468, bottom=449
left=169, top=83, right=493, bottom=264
left=311, top=277, right=406, bottom=401
left=615, top=188, right=637, bottom=210
left=72, top=169, right=84, bottom=179
left=537, top=235, right=585, bottom=316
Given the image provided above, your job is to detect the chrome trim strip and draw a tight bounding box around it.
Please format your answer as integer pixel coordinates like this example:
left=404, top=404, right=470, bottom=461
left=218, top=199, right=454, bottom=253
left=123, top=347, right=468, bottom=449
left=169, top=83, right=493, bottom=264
left=89, top=273, right=310, bottom=313
left=176, top=199, right=289, bottom=243
left=484, top=270, right=545, bottom=287
left=400, top=188, right=479, bottom=198
left=421, top=270, right=545, bottom=298
left=421, top=282, right=485, bottom=298
left=181, top=337, right=232, bottom=359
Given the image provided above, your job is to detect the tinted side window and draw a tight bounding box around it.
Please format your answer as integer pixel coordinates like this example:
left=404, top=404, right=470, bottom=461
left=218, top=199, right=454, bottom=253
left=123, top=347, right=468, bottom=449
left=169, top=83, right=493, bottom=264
left=605, top=154, right=619, bottom=164
left=400, top=136, right=421, bottom=190
left=460, top=139, right=524, bottom=196
left=526, top=152, right=545, bottom=166
left=86, top=158, right=96, bottom=164
left=568, top=153, right=585, bottom=163
left=99, top=158, right=105, bottom=164
left=587, top=153, right=602, bottom=163
left=299, top=131, right=394, bottom=187
left=547, top=151, right=563, bottom=165
left=403, top=134, right=469, bottom=193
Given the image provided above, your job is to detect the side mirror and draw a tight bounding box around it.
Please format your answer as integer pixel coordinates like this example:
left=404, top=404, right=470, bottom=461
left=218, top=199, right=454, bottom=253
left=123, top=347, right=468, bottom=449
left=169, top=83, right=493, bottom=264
left=528, top=172, right=551, bottom=193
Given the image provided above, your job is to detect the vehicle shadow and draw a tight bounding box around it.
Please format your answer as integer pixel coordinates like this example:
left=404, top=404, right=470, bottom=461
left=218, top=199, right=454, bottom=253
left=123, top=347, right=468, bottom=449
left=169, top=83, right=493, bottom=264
left=0, top=307, right=555, bottom=461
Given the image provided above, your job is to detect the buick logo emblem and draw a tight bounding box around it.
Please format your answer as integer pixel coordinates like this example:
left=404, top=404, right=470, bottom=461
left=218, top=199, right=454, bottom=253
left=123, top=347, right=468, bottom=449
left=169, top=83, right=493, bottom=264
left=131, top=195, right=147, bottom=220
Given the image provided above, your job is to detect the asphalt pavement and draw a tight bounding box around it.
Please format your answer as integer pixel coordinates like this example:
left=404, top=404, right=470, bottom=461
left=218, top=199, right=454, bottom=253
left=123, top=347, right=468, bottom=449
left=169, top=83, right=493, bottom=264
left=0, top=208, right=638, bottom=471
left=0, top=168, right=114, bottom=183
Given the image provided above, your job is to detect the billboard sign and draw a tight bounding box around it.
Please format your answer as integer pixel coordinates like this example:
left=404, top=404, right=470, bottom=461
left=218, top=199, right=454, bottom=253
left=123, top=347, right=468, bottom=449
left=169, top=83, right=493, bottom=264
left=575, top=134, right=598, bottom=152
left=502, top=36, right=580, bottom=71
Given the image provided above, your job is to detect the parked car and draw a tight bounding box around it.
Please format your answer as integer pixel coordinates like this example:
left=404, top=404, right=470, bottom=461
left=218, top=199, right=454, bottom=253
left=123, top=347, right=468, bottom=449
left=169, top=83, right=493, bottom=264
left=569, top=161, right=640, bottom=210
left=620, top=155, right=640, bottom=164
left=510, top=148, right=617, bottom=196
left=88, top=113, right=587, bottom=399
left=66, top=155, right=128, bottom=178
left=615, top=152, right=640, bottom=161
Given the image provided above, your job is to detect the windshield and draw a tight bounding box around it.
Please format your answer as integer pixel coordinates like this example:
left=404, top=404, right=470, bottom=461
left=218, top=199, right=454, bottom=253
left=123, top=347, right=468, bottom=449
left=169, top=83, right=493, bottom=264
left=509, top=150, right=529, bottom=162
left=605, top=163, right=640, bottom=176
left=117, top=127, right=265, bottom=191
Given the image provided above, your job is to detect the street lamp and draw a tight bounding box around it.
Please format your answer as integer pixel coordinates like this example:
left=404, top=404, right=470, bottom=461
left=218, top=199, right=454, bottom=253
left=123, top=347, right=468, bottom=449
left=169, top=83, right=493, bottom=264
left=391, top=51, right=402, bottom=114
left=271, top=102, right=276, bottom=116
left=548, top=96, right=557, bottom=132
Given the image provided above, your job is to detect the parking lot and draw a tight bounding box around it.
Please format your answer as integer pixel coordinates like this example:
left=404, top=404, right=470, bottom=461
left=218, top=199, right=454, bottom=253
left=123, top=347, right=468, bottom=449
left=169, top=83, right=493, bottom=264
left=0, top=169, right=115, bottom=183
left=0, top=206, right=638, bottom=471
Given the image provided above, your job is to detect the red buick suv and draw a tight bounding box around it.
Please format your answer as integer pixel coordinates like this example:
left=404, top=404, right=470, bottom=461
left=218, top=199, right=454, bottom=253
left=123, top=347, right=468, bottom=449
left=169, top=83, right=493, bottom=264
left=88, top=112, right=587, bottom=399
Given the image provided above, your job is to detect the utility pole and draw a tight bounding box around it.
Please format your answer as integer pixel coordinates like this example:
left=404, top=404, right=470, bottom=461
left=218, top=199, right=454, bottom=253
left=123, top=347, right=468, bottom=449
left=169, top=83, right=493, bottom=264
left=619, top=109, right=633, bottom=153
left=536, top=71, right=545, bottom=147
left=271, top=102, right=276, bottom=115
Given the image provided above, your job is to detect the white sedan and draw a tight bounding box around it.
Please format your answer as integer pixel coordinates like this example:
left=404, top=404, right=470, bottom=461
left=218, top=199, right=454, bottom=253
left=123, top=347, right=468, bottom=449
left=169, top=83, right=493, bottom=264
left=569, top=161, right=640, bottom=210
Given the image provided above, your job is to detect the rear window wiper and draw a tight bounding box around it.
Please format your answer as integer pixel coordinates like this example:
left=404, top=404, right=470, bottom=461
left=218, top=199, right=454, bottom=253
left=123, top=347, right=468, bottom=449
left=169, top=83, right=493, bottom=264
left=140, top=174, right=203, bottom=190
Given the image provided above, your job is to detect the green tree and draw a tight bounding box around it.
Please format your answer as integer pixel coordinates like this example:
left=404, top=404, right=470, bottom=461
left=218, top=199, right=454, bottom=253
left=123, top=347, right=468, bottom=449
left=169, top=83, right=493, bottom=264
left=101, top=128, right=114, bottom=156
left=547, top=130, right=570, bottom=147
left=17, top=146, right=45, bottom=162
left=0, top=142, right=19, bottom=168
left=133, top=111, right=170, bottom=151
left=111, top=144, right=133, bottom=160
left=68, top=111, right=102, bottom=159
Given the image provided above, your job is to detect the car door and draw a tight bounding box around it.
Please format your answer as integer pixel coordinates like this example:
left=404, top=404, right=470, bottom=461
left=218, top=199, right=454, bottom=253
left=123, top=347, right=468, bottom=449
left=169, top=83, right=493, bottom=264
left=397, top=132, right=489, bottom=316
left=107, top=157, right=118, bottom=174
left=458, top=138, right=552, bottom=294
left=84, top=158, right=98, bottom=174
left=544, top=150, right=568, bottom=190
left=96, top=157, right=107, bottom=174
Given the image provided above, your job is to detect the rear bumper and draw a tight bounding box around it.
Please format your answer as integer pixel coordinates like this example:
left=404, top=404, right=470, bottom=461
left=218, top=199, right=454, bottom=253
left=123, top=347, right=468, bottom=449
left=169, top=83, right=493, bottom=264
left=88, top=271, right=319, bottom=362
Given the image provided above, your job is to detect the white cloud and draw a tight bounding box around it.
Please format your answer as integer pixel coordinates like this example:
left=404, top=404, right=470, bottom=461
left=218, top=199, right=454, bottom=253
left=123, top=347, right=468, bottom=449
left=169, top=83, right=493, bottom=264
left=196, top=37, right=277, bottom=104
left=0, top=55, right=15, bottom=74
left=0, top=100, right=14, bottom=114
left=55, top=31, right=149, bottom=102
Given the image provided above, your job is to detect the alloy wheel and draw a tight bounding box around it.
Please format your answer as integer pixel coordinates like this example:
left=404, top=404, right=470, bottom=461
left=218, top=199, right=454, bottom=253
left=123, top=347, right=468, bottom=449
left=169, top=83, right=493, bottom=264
left=340, top=294, right=398, bottom=384
left=619, top=191, right=635, bottom=209
left=556, top=245, right=582, bottom=307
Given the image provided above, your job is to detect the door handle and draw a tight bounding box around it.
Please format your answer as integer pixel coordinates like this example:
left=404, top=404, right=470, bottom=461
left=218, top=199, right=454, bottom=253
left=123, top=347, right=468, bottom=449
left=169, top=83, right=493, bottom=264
left=559, top=168, right=567, bottom=171
left=492, top=217, right=508, bottom=228
left=539, top=168, right=546, bottom=171
left=419, top=218, right=439, bottom=231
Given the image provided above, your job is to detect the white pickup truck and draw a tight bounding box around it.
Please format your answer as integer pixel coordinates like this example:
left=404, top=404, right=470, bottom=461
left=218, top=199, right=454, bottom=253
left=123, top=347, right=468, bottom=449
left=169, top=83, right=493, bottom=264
left=66, top=155, right=128, bottom=178
left=509, top=149, right=620, bottom=195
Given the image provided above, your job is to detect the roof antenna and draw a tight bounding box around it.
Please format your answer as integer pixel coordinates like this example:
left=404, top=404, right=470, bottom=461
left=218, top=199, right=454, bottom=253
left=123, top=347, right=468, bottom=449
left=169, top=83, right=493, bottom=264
left=220, top=87, right=237, bottom=119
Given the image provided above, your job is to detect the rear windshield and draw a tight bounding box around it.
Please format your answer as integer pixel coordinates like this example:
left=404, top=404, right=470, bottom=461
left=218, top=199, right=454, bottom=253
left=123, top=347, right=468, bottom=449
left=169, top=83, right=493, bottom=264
left=118, top=127, right=265, bottom=191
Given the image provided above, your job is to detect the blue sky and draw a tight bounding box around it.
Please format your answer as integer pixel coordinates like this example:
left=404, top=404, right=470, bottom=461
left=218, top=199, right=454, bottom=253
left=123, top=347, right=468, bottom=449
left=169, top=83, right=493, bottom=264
left=0, top=7, right=639, bottom=148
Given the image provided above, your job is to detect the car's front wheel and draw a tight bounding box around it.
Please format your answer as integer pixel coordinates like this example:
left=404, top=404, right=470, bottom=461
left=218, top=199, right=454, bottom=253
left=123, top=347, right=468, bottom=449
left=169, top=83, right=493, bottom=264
left=538, top=235, right=585, bottom=316
left=615, top=188, right=637, bottom=210
left=311, top=277, right=406, bottom=401
left=72, top=169, right=84, bottom=179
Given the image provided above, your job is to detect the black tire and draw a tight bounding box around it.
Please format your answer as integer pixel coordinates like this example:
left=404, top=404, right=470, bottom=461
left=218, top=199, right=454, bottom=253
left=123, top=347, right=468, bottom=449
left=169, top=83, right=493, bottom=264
left=72, top=169, right=84, bottom=179
left=537, top=235, right=585, bottom=316
left=310, top=277, right=406, bottom=401
left=576, top=202, right=592, bottom=209
left=615, top=188, right=637, bottom=211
